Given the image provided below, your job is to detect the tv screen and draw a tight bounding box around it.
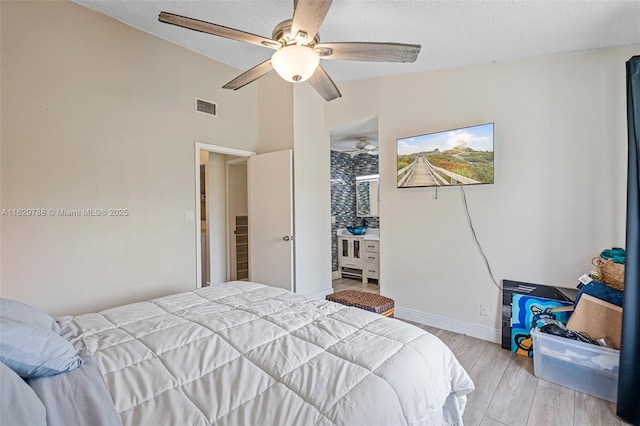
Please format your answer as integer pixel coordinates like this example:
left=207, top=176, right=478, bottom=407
left=397, top=123, right=494, bottom=188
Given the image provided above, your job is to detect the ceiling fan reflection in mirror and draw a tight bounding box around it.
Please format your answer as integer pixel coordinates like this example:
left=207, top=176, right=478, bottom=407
left=158, top=0, right=421, bottom=101
left=344, top=137, right=378, bottom=156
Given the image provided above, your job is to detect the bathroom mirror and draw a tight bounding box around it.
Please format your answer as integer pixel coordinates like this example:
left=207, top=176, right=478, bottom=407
left=356, top=174, right=379, bottom=217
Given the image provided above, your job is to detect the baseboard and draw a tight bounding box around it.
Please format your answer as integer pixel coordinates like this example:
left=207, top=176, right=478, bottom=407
left=307, top=287, right=334, bottom=300
left=394, top=306, right=501, bottom=344
left=331, top=271, right=340, bottom=280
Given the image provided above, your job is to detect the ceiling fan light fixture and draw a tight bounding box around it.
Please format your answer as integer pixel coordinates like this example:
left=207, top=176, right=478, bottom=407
left=271, top=45, right=320, bottom=83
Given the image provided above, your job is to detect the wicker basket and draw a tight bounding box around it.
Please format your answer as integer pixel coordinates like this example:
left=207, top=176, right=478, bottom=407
left=326, top=290, right=395, bottom=317
left=592, top=257, right=625, bottom=291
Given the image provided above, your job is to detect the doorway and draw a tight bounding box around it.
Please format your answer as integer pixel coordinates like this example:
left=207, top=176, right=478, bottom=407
left=329, top=116, right=380, bottom=294
left=195, top=144, right=296, bottom=290
left=195, top=143, right=253, bottom=288
left=227, top=159, right=249, bottom=281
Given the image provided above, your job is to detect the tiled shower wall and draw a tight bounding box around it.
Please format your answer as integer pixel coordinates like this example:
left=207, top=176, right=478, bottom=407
left=331, top=151, right=380, bottom=272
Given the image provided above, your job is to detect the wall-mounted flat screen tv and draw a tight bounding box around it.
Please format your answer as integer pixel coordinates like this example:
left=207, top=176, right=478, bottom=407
left=397, top=122, right=494, bottom=188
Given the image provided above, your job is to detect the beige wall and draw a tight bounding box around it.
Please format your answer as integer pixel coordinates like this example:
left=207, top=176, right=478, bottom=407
left=0, top=1, right=259, bottom=315
left=207, top=153, right=228, bottom=284
left=2, top=1, right=635, bottom=333
left=258, top=74, right=294, bottom=153
left=292, top=84, right=332, bottom=296
left=325, top=46, right=637, bottom=338
left=257, top=75, right=332, bottom=296
left=229, top=162, right=248, bottom=217
left=228, top=161, right=247, bottom=280
left=0, top=0, right=3, bottom=294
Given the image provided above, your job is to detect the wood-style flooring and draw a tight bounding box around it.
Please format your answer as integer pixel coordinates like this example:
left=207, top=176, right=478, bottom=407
left=331, top=278, right=630, bottom=426
left=332, top=277, right=380, bottom=294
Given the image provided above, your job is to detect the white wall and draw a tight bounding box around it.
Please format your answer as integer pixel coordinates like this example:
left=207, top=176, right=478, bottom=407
left=229, top=163, right=248, bottom=217
left=258, top=76, right=332, bottom=295
left=228, top=161, right=248, bottom=280
left=0, top=1, right=259, bottom=315
left=0, top=0, right=3, bottom=294
left=258, top=74, right=294, bottom=153
left=208, top=153, right=228, bottom=284
left=325, top=47, right=637, bottom=340
left=292, top=84, right=332, bottom=296
left=3, top=1, right=633, bottom=328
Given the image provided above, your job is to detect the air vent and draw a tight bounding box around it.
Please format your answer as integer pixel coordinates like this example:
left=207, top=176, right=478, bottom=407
left=195, top=97, right=217, bottom=117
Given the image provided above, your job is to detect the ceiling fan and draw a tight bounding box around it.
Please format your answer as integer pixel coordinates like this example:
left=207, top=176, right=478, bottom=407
left=343, top=137, right=378, bottom=156
left=158, top=0, right=421, bottom=102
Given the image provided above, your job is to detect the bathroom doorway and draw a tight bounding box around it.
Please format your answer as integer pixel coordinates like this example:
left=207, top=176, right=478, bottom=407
left=329, top=116, right=380, bottom=294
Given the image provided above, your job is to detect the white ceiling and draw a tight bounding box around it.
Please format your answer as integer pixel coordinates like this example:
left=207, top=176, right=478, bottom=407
left=70, top=0, right=640, bottom=149
left=72, top=0, right=640, bottom=84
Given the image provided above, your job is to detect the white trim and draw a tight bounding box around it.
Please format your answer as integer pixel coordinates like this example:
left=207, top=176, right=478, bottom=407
left=307, top=287, right=334, bottom=300
left=195, top=142, right=255, bottom=158
left=331, top=270, right=340, bottom=280
left=194, top=143, right=255, bottom=289
left=394, top=306, right=501, bottom=343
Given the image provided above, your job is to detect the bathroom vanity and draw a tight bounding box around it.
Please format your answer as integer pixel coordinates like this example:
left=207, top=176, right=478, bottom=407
left=337, top=228, right=380, bottom=283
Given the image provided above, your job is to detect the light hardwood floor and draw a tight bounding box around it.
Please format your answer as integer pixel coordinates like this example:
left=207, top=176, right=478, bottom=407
left=412, top=323, right=628, bottom=426
left=332, top=277, right=380, bottom=294
left=332, top=278, right=628, bottom=426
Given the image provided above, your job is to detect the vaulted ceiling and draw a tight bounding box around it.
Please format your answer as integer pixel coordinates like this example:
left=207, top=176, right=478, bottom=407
left=70, top=0, right=640, bottom=151
left=72, top=0, right=640, bottom=83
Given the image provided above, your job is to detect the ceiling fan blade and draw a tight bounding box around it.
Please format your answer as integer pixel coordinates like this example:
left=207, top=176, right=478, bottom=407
left=315, top=42, right=421, bottom=62
left=159, top=12, right=280, bottom=50
left=308, top=65, right=341, bottom=102
left=222, top=60, right=274, bottom=90
left=291, top=0, right=333, bottom=42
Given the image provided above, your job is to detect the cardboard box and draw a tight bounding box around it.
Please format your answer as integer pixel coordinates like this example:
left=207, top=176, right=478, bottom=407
left=566, top=294, right=622, bottom=349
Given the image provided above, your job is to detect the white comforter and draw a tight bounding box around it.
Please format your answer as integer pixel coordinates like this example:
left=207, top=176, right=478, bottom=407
left=71, top=281, right=474, bottom=426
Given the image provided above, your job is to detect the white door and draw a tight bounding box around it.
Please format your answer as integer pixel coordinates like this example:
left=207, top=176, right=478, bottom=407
left=248, top=149, right=294, bottom=291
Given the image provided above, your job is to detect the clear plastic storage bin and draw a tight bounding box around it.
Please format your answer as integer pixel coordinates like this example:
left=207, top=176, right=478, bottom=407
left=531, top=328, right=619, bottom=402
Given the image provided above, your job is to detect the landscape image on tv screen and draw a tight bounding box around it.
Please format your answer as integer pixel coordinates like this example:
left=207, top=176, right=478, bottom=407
left=397, top=123, right=494, bottom=188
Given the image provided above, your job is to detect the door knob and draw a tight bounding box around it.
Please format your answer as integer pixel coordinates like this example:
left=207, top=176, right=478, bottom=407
left=282, top=235, right=295, bottom=241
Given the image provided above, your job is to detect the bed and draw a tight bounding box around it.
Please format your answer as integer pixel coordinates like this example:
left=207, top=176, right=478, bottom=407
left=1, top=281, right=474, bottom=426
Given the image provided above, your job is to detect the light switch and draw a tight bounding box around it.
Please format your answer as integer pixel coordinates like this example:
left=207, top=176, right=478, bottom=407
left=186, top=210, right=194, bottom=222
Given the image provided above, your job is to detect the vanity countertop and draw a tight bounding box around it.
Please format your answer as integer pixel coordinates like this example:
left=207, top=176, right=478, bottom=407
left=337, top=228, right=380, bottom=241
